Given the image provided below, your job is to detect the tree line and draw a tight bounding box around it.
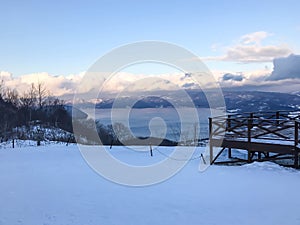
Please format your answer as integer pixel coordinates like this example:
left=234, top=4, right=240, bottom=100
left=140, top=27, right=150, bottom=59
left=0, top=81, right=72, bottom=142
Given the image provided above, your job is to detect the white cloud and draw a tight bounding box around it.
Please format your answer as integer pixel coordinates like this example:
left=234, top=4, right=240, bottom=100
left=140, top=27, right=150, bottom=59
left=100, top=72, right=202, bottom=92
left=0, top=71, right=13, bottom=81
left=1, top=58, right=298, bottom=99
left=224, top=44, right=291, bottom=62
left=209, top=68, right=271, bottom=90
left=240, top=31, right=270, bottom=45
left=212, top=66, right=300, bottom=93
left=203, top=31, right=293, bottom=63
left=0, top=71, right=218, bottom=98
left=0, top=72, right=83, bottom=96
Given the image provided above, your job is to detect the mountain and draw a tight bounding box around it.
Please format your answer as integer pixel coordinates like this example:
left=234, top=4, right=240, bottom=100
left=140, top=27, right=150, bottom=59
left=92, top=90, right=300, bottom=112
left=292, top=91, right=300, bottom=96
left=223, top=91, right=300, bottom=112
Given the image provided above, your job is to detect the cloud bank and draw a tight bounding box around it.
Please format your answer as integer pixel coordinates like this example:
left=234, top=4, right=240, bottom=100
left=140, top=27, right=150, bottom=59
left=0, top=72, right=83, bottom=96
left=266, top=54, right=300, bottom=80
left=1, top=53, right=300, bottom=98
left=0, top=71, right=204, bottom=97
left=203, top=31, right=292, bottom=63
left=219, top=54, right=300, bottom=93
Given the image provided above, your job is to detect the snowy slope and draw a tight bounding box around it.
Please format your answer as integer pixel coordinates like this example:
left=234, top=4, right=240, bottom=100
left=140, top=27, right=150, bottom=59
left=0, top=144, right=300, bottom=225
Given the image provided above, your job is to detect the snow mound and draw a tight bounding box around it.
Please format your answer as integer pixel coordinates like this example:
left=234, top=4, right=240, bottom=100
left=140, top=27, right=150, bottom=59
left=242, top=161, right=296, bottom=173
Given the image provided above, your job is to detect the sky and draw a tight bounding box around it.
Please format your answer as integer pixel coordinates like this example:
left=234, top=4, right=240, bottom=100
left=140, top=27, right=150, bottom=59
left=1, top=0, right=300, bottom=95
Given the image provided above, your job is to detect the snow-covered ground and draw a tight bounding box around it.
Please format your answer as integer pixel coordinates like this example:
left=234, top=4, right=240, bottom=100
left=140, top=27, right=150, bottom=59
left=1, top=143, right=300, bottom=225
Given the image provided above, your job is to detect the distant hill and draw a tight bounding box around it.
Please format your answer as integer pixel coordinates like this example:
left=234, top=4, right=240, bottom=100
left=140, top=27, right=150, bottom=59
left=92, top=90, right=300, bottom=112
left=64, top=105, right=88, bottom=119
left=223, top=91, right=300, bottom=112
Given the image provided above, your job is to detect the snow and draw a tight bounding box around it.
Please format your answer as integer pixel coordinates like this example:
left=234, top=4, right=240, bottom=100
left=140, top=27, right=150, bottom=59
left=12, top=125, right=74, bottom=142
left=214, top=136, right=299, bottom=147
left=1, top=144, right=300, bottom=225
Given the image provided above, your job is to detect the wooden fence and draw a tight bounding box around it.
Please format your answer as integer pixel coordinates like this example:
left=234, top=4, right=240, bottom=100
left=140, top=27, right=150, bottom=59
left=209, top=111, right=300, bottom=168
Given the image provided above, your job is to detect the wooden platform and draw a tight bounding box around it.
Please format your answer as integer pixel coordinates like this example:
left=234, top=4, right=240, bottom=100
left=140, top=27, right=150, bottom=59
left=209, top=111, right=300, bottom=168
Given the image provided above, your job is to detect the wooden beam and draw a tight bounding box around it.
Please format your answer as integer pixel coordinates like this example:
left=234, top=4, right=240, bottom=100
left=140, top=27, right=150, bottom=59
left=228, top=148, right=232, bottom=158
left=211, top=147, right=226, bottom=165
left=295, top=121, right=299, bottom=146
left=294, top=151, right=299, bottom=168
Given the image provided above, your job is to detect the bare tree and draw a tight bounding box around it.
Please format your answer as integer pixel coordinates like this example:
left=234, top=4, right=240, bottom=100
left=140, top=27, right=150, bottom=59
left=19, top=84, right=38, bottom=124
left=0, top=79, right=5, bottom=99
left=20, top=83, right=37, bottom=107
left=4, top=88, right=19, bottom=106
left=28, top=83, right=37, bottom=107
left=0, top=79, right=19, bottom=106
left=20, top=92, right=34, bottom=109
left=112, top=122, right=133, bottom=142
left=36, top=82, right=48, bottom=109
left=169, top=123, right=196, bottom=146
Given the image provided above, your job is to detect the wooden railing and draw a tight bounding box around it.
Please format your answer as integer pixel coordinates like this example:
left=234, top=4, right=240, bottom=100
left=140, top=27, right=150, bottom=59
left=210, top=111, right=300, bottom=147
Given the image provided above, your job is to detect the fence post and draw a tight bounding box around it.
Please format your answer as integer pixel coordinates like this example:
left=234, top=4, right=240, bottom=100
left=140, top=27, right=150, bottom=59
left=276, top=111, right=280, bottom=126
left=294, top=122, right=299, bottom=168
left=247, top=118, right=253, bottom=162
left=209, top=117, right=212, bottom=137
left=250, top=113, right=254, bottom=119
left=247, top=118, right=252, bottom=143
left=209, top=117, right=213, bottom=164
left=227, top=115, right=231, bottom=130
left=227, top=115, right=232, bottom=158
left=295, top=121, right=299, bottom=146
left=150, top=144, right=153, bottom=157
left=110, top=139, right=114, bottom=149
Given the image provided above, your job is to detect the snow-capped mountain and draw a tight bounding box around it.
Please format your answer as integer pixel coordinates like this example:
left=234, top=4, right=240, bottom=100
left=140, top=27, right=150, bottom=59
left=88, top=90, right=300, bottom=112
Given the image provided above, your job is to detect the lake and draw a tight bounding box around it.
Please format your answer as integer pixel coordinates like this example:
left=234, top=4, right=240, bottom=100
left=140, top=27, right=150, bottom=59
left=82, top=108, right=223, bottom=142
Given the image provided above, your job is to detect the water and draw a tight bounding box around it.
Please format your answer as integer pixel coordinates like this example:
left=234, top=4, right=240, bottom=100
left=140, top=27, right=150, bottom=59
left=83, top=108, right=222, bottom=141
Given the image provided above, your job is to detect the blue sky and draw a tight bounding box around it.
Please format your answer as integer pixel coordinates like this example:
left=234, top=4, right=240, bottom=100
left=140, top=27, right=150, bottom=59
left=1, top=0, right=299, bottom=76
left=1, top=0, right=300, bottom=95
